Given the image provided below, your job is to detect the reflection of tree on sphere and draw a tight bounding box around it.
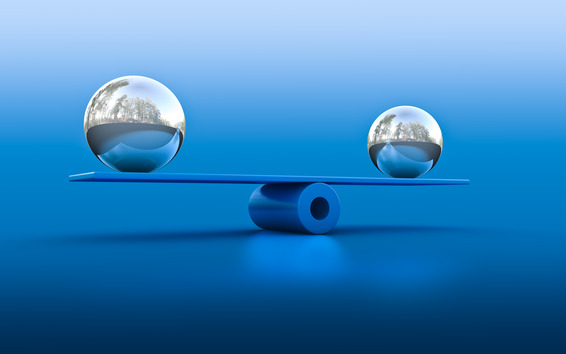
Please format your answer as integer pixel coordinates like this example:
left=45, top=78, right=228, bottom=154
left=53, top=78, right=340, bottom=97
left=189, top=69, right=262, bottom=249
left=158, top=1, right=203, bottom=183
left=84, top=76, right=185, bottom=173
left=367, top=106, right=442, bottom=178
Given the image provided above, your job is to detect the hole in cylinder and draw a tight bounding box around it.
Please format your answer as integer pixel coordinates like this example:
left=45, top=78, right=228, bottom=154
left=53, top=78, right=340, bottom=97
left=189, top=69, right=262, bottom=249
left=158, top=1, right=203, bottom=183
left=310, top=197, right=330, bottom=220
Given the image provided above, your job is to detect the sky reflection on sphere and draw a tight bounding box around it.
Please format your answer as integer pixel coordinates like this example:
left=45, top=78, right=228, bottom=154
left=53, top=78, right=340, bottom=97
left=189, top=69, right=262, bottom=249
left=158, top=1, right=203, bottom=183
left=84, top=76, right=185, bottom=172
left=367, top=106, right=442, bottom=178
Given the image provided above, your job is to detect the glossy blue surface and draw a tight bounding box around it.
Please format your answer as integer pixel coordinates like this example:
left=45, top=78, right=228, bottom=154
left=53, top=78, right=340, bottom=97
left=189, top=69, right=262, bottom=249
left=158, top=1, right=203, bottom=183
left=1, top=1, right=566, bottom=352
left=69, top=171, right=470, bottom=185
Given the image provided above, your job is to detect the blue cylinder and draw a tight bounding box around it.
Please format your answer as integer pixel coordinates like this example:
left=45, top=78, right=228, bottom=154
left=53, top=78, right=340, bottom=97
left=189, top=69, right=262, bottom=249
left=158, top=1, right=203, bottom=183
left=248, top=183, right=340, bottom=234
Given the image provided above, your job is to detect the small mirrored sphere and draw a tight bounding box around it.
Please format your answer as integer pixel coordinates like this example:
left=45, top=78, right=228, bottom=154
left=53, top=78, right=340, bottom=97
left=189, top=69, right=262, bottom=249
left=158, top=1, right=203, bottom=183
left=84, top=76, right=185, bottom=172
left=367, top=106, right=442, bottom=178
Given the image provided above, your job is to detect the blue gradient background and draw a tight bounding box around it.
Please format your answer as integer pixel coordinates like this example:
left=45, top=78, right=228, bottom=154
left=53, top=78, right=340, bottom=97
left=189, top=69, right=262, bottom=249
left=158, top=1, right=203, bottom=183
left=1, top=1, right=565, bottom=352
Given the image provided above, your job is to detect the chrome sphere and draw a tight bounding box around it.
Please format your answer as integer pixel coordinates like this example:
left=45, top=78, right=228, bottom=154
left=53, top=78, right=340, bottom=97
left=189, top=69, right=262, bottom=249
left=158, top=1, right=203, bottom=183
left=367, top=106, right=442, bottom=178
left=84, top=76, right=185, bottom=172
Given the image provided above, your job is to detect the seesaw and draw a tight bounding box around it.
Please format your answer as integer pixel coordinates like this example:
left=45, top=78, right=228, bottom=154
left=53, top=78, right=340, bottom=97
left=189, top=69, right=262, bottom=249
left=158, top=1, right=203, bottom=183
left=69, top=172, right=469, bottom=234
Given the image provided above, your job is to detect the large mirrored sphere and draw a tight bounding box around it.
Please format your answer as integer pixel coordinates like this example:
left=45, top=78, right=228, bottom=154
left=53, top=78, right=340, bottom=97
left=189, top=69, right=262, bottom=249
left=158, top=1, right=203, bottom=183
left=84, top=76, right=185, bottom=172
left=367, top=106, right=442, bottom=178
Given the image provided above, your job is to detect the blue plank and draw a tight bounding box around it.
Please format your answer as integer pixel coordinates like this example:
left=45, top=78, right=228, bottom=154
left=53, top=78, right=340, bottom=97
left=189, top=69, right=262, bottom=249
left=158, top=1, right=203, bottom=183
left=69, top=172, right=469, bottom=186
